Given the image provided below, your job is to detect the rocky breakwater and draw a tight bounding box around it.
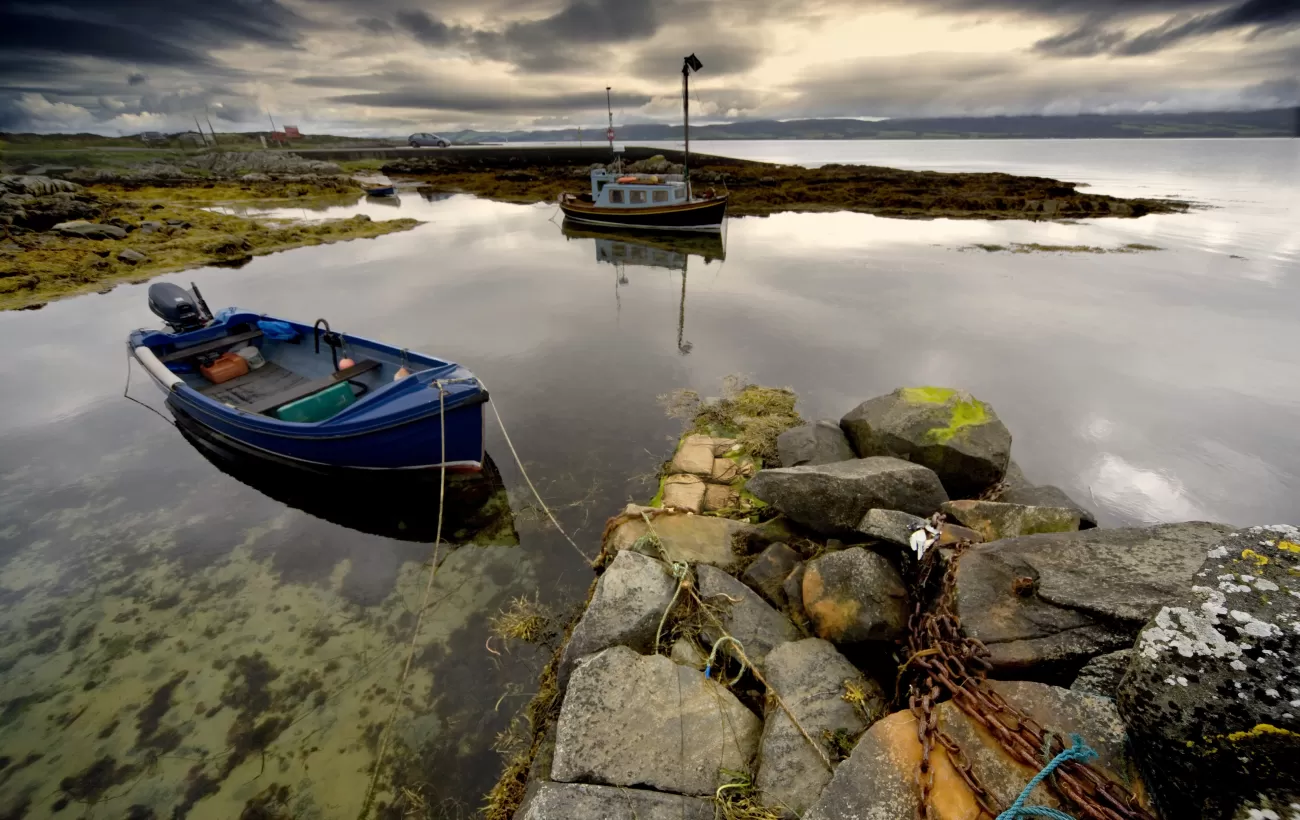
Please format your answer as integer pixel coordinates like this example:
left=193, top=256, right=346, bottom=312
left=0, top=155, right=414, bottom=310
left=494, top=381, right=1298, bottom=820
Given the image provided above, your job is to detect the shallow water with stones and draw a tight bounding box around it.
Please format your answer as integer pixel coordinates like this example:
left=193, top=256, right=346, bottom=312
left=0, top=138, right=1297, bottom=818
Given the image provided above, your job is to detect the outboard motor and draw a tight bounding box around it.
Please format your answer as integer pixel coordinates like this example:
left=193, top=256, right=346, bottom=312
left=148, top=281, right=212, bottom=333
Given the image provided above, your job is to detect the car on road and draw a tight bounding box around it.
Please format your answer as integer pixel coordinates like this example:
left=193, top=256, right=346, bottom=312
left=408, top=133, right=450, bottom=147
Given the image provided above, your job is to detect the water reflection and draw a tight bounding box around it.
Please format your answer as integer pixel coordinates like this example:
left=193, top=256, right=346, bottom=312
left=561, top=221, right=727, bottom=355
left=364, top=194, right=403, bottom=209
left=173, top=409, right=518, bottom=545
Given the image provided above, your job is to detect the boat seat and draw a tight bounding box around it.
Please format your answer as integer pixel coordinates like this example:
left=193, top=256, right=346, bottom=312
left=243, top=358, right=382, bottom=417
left=159, top=328, right=263, bottom=363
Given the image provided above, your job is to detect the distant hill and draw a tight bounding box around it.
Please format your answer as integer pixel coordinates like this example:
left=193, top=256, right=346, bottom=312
left=454, top=108, right=1298, bottom=143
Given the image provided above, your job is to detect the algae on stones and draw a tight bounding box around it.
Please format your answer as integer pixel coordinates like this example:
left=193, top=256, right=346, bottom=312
left=662, top=376, right=802, bottom=466
left=899, top=386, right=992, bottom=445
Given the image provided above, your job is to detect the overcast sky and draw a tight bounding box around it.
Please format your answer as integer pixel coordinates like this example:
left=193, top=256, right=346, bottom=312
left=1, top=0, right=1297, bottom=135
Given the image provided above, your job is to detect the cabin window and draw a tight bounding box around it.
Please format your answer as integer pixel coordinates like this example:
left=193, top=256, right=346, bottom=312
left=609, top=189, right=624, bottom=203
left=629, top=190, right=647, bottom=204
left=675, top=188, right=685, bottom=200
left=652, top=190, right=669, bottom=203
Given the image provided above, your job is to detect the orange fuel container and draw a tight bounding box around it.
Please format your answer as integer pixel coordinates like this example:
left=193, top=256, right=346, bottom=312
left=200, top=351, right=250, bottom=384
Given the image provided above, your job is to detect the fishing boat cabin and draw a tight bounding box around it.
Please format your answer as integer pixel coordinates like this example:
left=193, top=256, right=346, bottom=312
left=559, top=168, right=727, bottom=231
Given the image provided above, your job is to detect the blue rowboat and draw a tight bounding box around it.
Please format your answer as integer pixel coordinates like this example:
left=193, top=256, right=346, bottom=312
left=129, top=283, right=487, bottom=472
left=366, top=185, right=397, bottom=197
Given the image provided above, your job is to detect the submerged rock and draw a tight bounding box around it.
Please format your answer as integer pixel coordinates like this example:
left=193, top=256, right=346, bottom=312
left=1118, top=527, right=1300, bottom=819
left=996, top=484, right=1097, bottom=528
left=1069, top=649, right=1133, bottom=699
left=605, top=512, right=749, bottom=570
left=777, top=420, right=856, bottom=468
left=805, top=680, right=1153, bottom=820
left=741, top=542, right=802, bottom=609
left=840, top=387, right=1011, bottom=499
left=747, top=457, right=948, bottom=536
left=551, top=646, right=761, bottom=796
left=697, top=564, right=802, bottom=672
left=940, top=499, right=1081, bottom=541
left=517, top=782, right=713, bottom=819
left=557, top=550, right=680, bottom=687
left=757, top=639, right=886, bottom=816
left=802, top=548, right=908, bottom=644
left=955, top=522, right=1234, bottom=675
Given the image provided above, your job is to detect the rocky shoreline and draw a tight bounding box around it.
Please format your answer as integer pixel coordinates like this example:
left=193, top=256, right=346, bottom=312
left=382, top=152, right=1189, bottom=221
left=491, top=383, right=1298, bottom=819
left=0, top=152, right=417, bottom=311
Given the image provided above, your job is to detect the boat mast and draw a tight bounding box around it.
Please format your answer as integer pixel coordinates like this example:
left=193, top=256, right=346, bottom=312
left=682, top=54, right=702, bottom=199
left=606, top=86, right=615, bottom=161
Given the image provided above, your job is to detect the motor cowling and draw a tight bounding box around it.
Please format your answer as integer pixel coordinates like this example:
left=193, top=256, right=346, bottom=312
left=148, top=282, right=206, bottom=333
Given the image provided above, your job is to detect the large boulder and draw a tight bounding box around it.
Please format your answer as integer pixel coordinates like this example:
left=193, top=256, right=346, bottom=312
left=747, top=458, right=948, bottom=536
left=802, top=548, right=909, bottom=644
left=940, top=499, right=1081, bottom=542
left=840, top=387, right=1011, bottom=499
left=697, top=564, right=802, bottom=672
left=805, top=680, right=1154, bottom=820
left=741, top=542, right=802, bottom=609
left=52, top=220, right=126, bottom=239
left=552, top=646, right=761, bottom=796
left=557, top=551, right=679, bottom=687
left=997, top=484, right=1097, bottom=528
left=777, top=420, right=856, bottom=468
left=954, top=522, right=1234, bottom=676
left=1069, top=649, right=1132, bottom=699
left=605, top=512, right=748, bottom=570
left=757, top=639, right=887, bottom=816
left=1118, top=526, right=1300, bottom=819
left=0, top=175, right=82, bottom=195
left=517, top=782, right=713, bottom=820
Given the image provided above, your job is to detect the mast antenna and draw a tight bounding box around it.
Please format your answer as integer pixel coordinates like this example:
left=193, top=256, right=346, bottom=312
left=682, top=54, right=702, bottom=199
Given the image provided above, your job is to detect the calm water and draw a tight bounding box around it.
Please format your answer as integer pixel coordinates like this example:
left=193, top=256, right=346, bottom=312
left=1, top=139, right=1297, bottom=818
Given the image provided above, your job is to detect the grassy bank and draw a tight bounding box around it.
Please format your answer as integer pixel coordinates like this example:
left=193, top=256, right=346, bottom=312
left=385, top=157, right=1187, bottom=221
left=1, top=188, right=417, bottom=310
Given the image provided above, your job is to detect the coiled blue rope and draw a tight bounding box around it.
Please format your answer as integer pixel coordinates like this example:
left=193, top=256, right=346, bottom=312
left=995, top=734, right=1098, bottom=820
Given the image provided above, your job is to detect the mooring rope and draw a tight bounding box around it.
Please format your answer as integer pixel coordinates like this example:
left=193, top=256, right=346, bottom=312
left=357, top=382, right=451, bottom=820
left=995, top=735, right=1097, bottom=820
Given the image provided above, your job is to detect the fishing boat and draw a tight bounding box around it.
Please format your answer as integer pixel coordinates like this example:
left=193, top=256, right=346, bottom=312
left=365, top=184, right=397, bottom=197
left=128, top=282, right=487, bottom=472
left=559, top=54, right=726, bottom=232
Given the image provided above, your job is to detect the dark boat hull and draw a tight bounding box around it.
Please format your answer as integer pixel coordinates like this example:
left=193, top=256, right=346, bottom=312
left=559, top=195, right=727, bottom=232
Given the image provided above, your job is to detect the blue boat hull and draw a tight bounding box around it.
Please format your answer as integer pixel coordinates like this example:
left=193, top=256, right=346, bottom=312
left=130, top=308, right=487, bottom=472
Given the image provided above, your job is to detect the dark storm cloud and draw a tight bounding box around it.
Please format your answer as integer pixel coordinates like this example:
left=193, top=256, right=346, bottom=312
left=627, top=41, right=764, bottom=80
left=394, top=10, right=462, bottom=46
left=328, top=88, right=653, bottom=114
left=1113, top=0, right=1300, bottom=54
left=128, top=73, right=148, bottom=86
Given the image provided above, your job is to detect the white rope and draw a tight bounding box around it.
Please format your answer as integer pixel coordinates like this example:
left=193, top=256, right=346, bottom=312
left=478, top=378, right=594, bottom=564
left=357, top=382, right=451, bottom=819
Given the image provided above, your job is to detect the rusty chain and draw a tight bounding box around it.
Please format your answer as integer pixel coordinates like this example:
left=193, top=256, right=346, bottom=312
left=902, top=528, right=1158, bottom=820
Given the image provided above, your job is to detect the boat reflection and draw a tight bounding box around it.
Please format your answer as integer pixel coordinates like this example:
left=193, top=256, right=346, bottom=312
left=171, top=407, right=518, bottom=545
left=561, top=221, right=726, bottom=355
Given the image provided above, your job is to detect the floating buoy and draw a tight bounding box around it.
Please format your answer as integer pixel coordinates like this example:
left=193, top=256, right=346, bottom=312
left=337, top=357, right=356, bottom=370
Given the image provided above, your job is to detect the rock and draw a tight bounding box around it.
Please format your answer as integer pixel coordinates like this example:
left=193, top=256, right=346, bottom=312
left=857, top=509, right=928, bottom=548
left=557, top=551, right=680, bottom=687
left=1117, top=526, right=1300, bottom=819
left=1230, top=793, right=1300, bottom=820
left=954, top=522, right=1235, bottom=675
left=697, top=564, right=801, bottom=672
left=840, top=387, right=1012, bottom=498
left=742, top=543, right=802, bottom=608
left=166, top=218, right=192, bottom=228
left=757, top=639, right=886, bottom=815
left=661, top=474, right=706, bottom=513
left=552, top=646, right=761, bottom=796
left=784, top=564, right=807, bottom=622
left=777, top=420, right=856, bottom=468
left=516, top=782, right=714, bottom=820
left=802, top=548, right=908, bottom=644
left=703, top=483, right=739, bottom=512
left=805, top=680, right=1153, bottom=820
left=139, top=220, right=162, bottom=234
left=1001, top=458, right=1032, bottom=493
left=940, top=499, right=1081, bottom=542
left=997, top=484, right=1098, bottom=528
left=52, top=220, right=127, bottom=240
left=711, top=458, right=740, bottom=483
left=1069, top=649, right=1132, bottom=699
left=937, top=523, right=983, bottom=546
left=0, top=175, right=81, bottom=195
left=670, top=638, right=707, bottom=670
left=747, top=458, right=949, bottom=536
left=117, top=248, right=148, bottom=265
left=606, top=512, right=748, bottom=569
left=241, top=172, right=271, bottom=182
left=671, top=434, right=716, bottom=476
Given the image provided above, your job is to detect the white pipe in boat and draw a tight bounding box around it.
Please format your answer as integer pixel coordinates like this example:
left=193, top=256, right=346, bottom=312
left=133, top=346, right=182, bottom=390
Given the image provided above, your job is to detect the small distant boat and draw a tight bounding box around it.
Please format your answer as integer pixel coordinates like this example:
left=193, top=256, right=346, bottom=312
left=365, top=185, right=397, bottom=197
left=559, top=54, right=726, bottom=233
left=129, top=282, right=487, bottom=472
